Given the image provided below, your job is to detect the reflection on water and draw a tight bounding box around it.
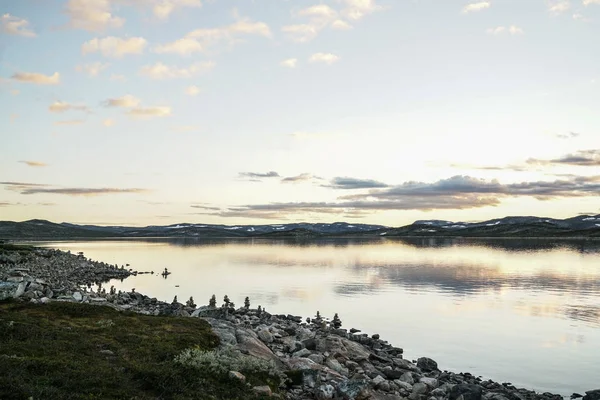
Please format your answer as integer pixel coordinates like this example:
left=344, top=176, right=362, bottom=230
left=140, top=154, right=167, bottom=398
left=33, top=238, right=600, bottom=396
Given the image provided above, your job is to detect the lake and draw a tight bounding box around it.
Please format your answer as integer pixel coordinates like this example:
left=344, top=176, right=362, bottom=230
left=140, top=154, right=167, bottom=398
left=34, top=237, right=600, bottom=396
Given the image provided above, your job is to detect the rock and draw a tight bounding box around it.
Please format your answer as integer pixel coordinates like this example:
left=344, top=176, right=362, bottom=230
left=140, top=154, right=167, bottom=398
left=449, top=384, right=483, bottom=400
left=72, top=292, right=83, bottom=302
left=371, top=393, right=404, bottom=400
left=308, top=354, right=325, bottom=364
left=228, top=371, right=246, bottom=383
left=252, top=385, right=272, bottom=396
left=316, top=384, right=335, bottom=399
left=287, top=357, right=319, bottom=371
left=584, top=390, right=600, bottom=400
left=40, top=297, right=51, bottom=304
left=0, top=282, right=18, bottom=301
left=90, top=297, right=107, bottom=303
left=372, top=375, right=386, bottom=386
left=399, top=372, right=415, bottom=384
left=293, top=348, right=312, bottom=358
left=383, top=369, right=403, bottom=380
left=316, top=336, right=370, bottom=362
left=417, top=357, right=438, bottom=372
left=378, top=380, right=391, bottom=392
left=326, top=357, right=349, bottom=376
left=395, top=380, right=413, bottom=392
left=336, top=379, right=370, bottom=400
left=420, top=377, right=439, bottom=389
left=394, top=358, right=418, bottom=371
left=99, top=349, right=115, bottom=356
left=257, top=328, right=274, bottom=344
left=372, top=334, right=380, bottom=340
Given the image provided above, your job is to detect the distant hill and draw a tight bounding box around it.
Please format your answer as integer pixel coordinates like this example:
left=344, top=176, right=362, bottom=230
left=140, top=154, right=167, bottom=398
left=0, top=215, right=599, bottom=240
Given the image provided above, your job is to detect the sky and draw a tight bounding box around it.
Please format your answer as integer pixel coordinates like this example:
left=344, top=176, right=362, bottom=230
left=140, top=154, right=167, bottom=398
left=0, top=0, right=599, bottom=227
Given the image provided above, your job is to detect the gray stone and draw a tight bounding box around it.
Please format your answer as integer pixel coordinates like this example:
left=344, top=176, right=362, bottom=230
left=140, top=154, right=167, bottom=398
left=90, top=297, right=107, bottom=302
left=257, top=328, right=274, bottom=344
left=420, top=377, right=439, bottom=389
left=100, top=349, right=115, bottom=356
left=584, top=390, right=600, bottom=400
left=416, top=357, right=438, bottom=372
left=372, top=375, right=386, bottom=386
left=308, top=353, right=325, bottom=364
left=325, top=357, right=349, bottom=376
left=252, top=385, right=272, bottom=396
left=399, top=372, right=415, bottom=384
left=449, top=384, right=483, bottom=400
left=316, top=384, right=335, bottom=399
left=228, top=371, right=246, bottom=383
left=336, top=379, right=370, bottom=400
left=395, top=380, right=413, bottom=392
left=40, top=297, right=51, bottom=304
left=15, top=281, right=27, bottom=298
left=378, top=380, right=391, bottom=392
left=394, top=358, right=419, bottom=371
left=0, top=282, right=18, bottom=301
left=384, top=369, right=404, bottom=380
left=413, top=382, right=429, bottom=395
left=72, top=292, right=83, bottom=301
left=293, top=348, right=312, bottom=358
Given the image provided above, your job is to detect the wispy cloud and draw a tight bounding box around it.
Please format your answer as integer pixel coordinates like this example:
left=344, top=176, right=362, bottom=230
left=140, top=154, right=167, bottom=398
left=48, top=101, right=88, bottom=113
left=239, top=171, right=280, bottom=179
left=309, top=52, right=340, bottom=65
left=54, top=119, right=85, bottom=125
left=281, top=173, right=317, bottom=183
left=185, top=85, right=200, bottom=96
left=325, top=177, right=390, bottom=189
left=527, top=149, right=600, bottom=166
left=103, top=118, right=115, bottom=127
left=206, top=175, right=600, bottom=219
left=462, top=2, right=491, bottom=13
left=556, top=131, right=580, bottom=139
left=152, top=0, right=202, bottom=20
left=104, top=94, right=140, bottom=108
left=110, top=74, right=126, bottom=82
left=75, top=62, right=110, bottom=77
left=156, top=15, right=271, bottom=55
left=1, top=13, right=36, bottom=37
left=1, top=181, right=148, bottom=196
left=548, top=1, right=571, bottom=14
left=11, top=71, right=60, bottom=85
left=140, top=61, right=215, bottom=79
left=65, top=0, right=124, bottom=32
left=486, top=26, right=524, bottom=35
left=583, top=0, right=600, bottom=5
left=341, top=0, right=384, bottom=21
left=19, top=161, right=48, bottom=167
left=126, top=106, right=172, bottom=118
left=280, top=58, right=298, bottom=68
left=190, top=204, right=221, bottom=211
left=82, top=36, right=147, bottom=58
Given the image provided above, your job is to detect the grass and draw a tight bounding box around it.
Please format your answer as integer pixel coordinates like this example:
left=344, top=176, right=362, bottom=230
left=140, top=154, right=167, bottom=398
left=0, top=300, right=277, bottom=399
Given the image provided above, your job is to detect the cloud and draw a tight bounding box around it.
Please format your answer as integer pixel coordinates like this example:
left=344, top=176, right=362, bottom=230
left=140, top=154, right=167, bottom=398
left=103, top=118, right=115, bottom=127
left=239, top=171, right=280, bottom=180
left=19, top=161, right=48, bottom=167
left=556, top=131, right=580, bottom=139
left=185, top=85, right=200, bottom=96
left=48, top=101, right=88, bottom=113
left=158, top=15, right=271, bottom=55
left=309, top=52, right=340, bottom=65
left=548, top=1, right=571, bottom=14
left=280, top=58, right=298, bottom=68
left=104, top=94, right=140, bottom=108
left=54, top=119, right=85, bottom=125
left=203, top=175, right=600, bottom=219
left=140, top=61, right=215, bottom=79
left=486, top=25, right=524, bottom=35
left=462, top=1, right=491, bottom=13
left=65, top=0, right=125, bottom=32
left=24, top=187, right=147, bottom=196
left=527, top=149, right=600, bottom=167
left=341, top=0, right=383, bottom=21
left=583, top=0, right=600, bottom=5
left=154, top=37, right=204, bottom=56
left=331, top=19, right=353, bottom=30
left=281, top=24, right=320, bottom=43
left=325, top=177, right=389, bottom=189
left=190, top=204, right=221, bottom=211
left=82, top=36, right=147, bottom=58
left=1, top=13, right=36, bottom=37
left=281, top=173, right=316, bottom=183
left=126, top=106, right=172, bottom=118
left=11, top=71, right=60, bottom=85
left=153, top=0, right=202, bottom=19
left=75, top=62, right=110, bottom=77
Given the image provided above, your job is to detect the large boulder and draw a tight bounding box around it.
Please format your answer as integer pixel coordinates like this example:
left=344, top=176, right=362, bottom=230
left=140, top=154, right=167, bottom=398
left=449, top=384, right=483, bottom=400
left=584, top=390, right=600, bottom=400
left=335, top=379, right=371, bottom=400
left=316, top=336, right=370, bottom=362
left=0, top=282, right=18, bottom=301
left=416, top=357, right=438, bottom=372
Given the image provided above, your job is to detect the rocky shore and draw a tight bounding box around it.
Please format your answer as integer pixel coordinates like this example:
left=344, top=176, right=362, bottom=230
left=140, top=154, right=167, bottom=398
left=1, top=245, right=598, bottom=400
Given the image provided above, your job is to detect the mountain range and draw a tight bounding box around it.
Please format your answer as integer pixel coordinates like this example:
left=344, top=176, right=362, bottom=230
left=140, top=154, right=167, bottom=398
left=1, top=215, right=599, bottom=239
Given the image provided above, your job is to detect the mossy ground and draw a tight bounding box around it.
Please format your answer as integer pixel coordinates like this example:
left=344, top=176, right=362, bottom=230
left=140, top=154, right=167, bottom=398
left=0, top=300, right=275, bottom=399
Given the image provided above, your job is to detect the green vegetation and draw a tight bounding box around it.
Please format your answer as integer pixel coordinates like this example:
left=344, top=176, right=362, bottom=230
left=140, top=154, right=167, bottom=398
left=0, top=300, right=276, bottom=399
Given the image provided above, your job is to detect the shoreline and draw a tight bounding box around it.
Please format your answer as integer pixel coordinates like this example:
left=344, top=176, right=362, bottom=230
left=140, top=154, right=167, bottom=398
left=1, top=244, right=599, bottom=400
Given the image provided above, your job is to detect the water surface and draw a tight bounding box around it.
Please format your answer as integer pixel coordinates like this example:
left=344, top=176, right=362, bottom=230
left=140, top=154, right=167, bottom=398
left=34, top=238, right=600, bottom=396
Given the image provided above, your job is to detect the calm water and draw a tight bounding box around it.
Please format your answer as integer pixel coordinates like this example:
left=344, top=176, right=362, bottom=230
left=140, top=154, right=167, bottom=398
left=33, top=238, right=600, bottom=396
